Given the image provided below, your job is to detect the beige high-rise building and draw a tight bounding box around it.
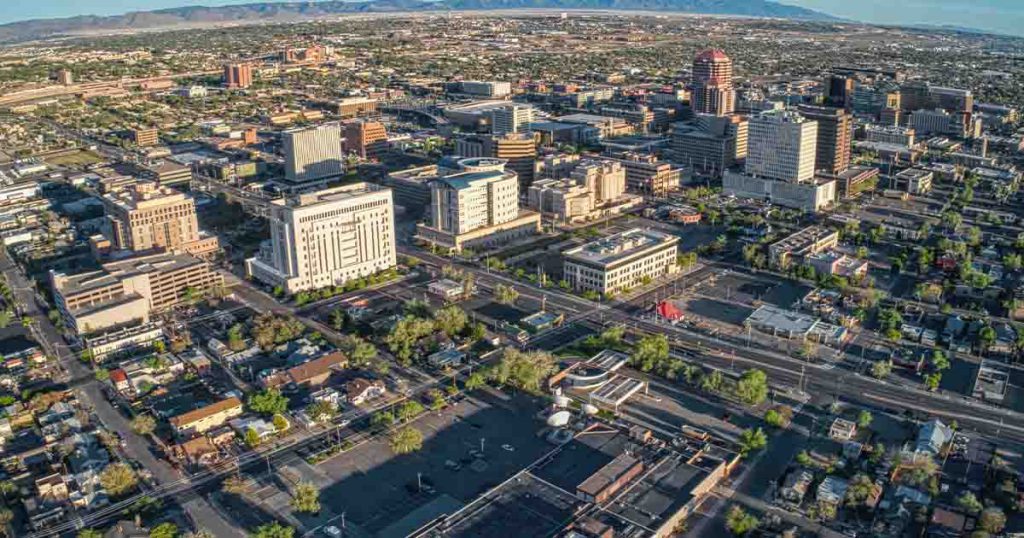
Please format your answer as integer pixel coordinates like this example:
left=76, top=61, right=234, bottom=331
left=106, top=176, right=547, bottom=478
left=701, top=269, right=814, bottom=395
left=246, top=183, right=397, bottom=294
left=570, top=159, right=626, bottom=204
left=283, top=123, right=343, bottom=184
left=102, top=182, right=219, bottom=258
left=224, top=63, right=252, bottom=89
left=746, top=110, right=818, bottom=183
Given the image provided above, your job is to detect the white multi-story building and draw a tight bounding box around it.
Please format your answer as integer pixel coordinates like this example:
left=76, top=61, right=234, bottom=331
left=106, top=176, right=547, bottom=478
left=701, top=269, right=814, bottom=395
left=745, top=110, right=818, bottom=183
left=283, top=123, right=343, bottom=183
left=563, top=228, right=679, bottom=296
left=246, top=183, right=396, bottom=294
left=416, top=158, right=540, bottom=252
left=864, top=124, right=916, bottom=148
left=490, top=104, right=535, bottom=135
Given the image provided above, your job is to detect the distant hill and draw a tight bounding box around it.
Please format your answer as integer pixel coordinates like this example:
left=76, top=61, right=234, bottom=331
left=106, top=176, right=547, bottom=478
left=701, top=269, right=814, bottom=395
left=0, top=0, right=835, bottom=44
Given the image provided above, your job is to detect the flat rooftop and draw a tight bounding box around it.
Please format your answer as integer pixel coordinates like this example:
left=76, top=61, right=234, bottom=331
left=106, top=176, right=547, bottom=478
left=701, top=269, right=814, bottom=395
left=564, top=228, right=677, bottom=267
left=280, top=182, right=388, bottom=208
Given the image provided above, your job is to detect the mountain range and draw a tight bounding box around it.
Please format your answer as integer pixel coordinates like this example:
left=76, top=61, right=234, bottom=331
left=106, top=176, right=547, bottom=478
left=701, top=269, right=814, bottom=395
left=0, top=0, right=835, bottom=44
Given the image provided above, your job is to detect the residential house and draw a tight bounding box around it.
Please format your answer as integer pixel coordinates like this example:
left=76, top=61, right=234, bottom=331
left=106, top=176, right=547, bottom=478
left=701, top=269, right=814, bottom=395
left=915, top=420, right=952, bottom=456
left=829, top=418, right=857, bottom=441
left=817, top=476, right=850, bottom=505
left=780, top=469, right=814, bottom=504
left=264, top=351, right=348, bottom=389
left=346, top=378, right=386, bottom=405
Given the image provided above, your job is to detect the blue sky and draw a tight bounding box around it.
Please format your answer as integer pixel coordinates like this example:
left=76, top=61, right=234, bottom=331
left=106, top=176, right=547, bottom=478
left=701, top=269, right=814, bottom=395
left=0, top=0, right=1022, bottom=36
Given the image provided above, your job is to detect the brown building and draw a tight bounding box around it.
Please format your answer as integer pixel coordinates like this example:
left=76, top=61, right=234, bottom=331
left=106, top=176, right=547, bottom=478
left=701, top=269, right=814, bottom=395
left=102, top=182, right=219, bottom=257
left=343, top=121, right=388, bottom=160
left=798, top=105, right=852, bottom=175
left=691, top=49, right=735, bottom=116
left=265, top=351, right=348, bottom=389
left=224, top=63, right=253, bottom=89
left=576, top=452, right=645, bottom=504
left=455, top=133, right=537, bottom=189
left=56, top=69, right=73, bottom=86
left=243, top=127, right=258, bottom=146
left=609, top=153, right=681, bottom=197
left=169, top=397, right=243, bottom=437
left=132, top=128, right=159, bottom=147
left=51, top=252, right=224, bottom=335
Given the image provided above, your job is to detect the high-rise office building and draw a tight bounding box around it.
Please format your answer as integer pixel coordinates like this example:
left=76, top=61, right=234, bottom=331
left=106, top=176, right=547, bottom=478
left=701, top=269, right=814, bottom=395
left=745, top=110, right=818, bottom=183
left=246, top=183, right=397, bottom=294
left=671, top=114, right=748, bottom=178
left=343, top=121, right=388, bottom=160
left=283, top=123, right=343, bottom=183
left=490, top=104, right=535, bottom=135
left=455, top=133, right=537, bottom=189
left=223, top=63, right=253, bottom=89
left=797, top=105, right=852, bottom=175
left=825, top=74, right=854, bottom=109
left=416, top=158, right=541, bottom=252
left=102, top=182, right=219, bottom=258
left=691, top=49, right=735, bottom=116
left=570, top=159, right=626, bottom=205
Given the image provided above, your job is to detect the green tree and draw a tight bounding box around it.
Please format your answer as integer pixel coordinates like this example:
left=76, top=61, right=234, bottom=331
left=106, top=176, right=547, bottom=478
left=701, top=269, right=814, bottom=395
left=427, top=388, right=446, bottom=411
left=248, top=388, right=288, bottom=416
left=701, top=370, right=725, bottom=392
left=857, top=410, right=873, bottom=429
left=979, top=508, right=1006, bottom=534
left=488, top=348, right=557, bottom=393
left=956, top=491, right=983, bottom=514
left=150, top=522, right=178, bottom=538
left=244, top=427, right=261, bottom=448
left=396, top=400, right=425, bottom=422
left=251, top=522, right=294, bottom=538
left=725, top=505, right=759, bottom=536
left=131, top=414, right=156, bottom=435
left=290, top=482, right=320, bottom=514
left=227, top=324, right=247, bottom=351
left=389, top=426, right=424, bottom=454
left=844, top=474, right=877, bottom=507
left=307, top=400, right=337, bottom=423
left=435, top=305, right=468, bottom=337
left=99, top=463, right=138, bottom=497
left=930, top=350, right=950, bottom=372
left=95, top=368, right=110, bottom=381
left=78, top=530, right=104, bottom=538
left=465, top=371, right=486, bottom=391
left=631, top=334, right=669, bottom=372
left=494, top=283, right=519, bottom=305
left=272, top=413, right=289, bottom=432
left=924, top=372, right=942, bottom=391
left=735, top=369, right=769, bottom=406
left=870, top=360, right=892, bottom=379
left=738, top=428, right=768, bottom=457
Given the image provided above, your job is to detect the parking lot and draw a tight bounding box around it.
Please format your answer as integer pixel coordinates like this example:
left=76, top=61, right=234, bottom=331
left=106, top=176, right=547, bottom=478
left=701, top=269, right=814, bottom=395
left=271, top=390, right=555, bottom=537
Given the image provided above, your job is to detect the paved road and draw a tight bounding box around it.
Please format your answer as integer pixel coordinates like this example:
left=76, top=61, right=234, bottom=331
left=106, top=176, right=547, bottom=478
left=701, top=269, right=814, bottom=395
left=404, top=247, right=1024, bottom=451
left=0, top=249, right=244, bottom=537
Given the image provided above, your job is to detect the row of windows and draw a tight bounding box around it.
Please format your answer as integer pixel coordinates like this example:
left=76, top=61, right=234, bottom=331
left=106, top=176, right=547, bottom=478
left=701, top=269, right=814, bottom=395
left=297, top=199, right=389, bottom=224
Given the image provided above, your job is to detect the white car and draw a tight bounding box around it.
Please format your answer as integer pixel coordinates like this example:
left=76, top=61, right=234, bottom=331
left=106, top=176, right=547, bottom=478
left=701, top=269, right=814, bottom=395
left=323, top=526, right=342, bottom=537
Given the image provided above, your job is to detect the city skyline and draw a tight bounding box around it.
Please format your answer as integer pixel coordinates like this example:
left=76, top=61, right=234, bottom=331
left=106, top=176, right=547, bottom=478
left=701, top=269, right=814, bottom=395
left=1, top=0, right=1023, bottom=37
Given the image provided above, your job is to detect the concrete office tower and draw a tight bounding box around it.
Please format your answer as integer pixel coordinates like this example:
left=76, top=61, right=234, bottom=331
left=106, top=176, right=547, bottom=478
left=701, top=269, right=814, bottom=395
left=224, top=63, right=252, bottom=89
left=570, top=159, right=626, bottom=204
left=102, top=182, right=219, bottom=258
left=283, top=123, right=343, bottom=183
left=246, top=183, right=397, bottom=294
left=746, top=110, right=818, bottom=183
left=672, top=114, right=748, bottom=178
left=490, top=104, right=535, bottom=135
left=417, top=158, right=541, bottom=252
left=430, top=159, right=521, bottom=236
left=343, top=121, right=388, bottom=160
left=797, top=105, right=852, bottom=175
left=691, top=49, right=735, bottom=116
left=455, top=133, right=537, bottom=189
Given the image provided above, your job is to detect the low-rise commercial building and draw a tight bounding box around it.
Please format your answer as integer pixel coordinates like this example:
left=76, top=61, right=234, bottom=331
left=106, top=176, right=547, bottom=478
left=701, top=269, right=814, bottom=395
left=722, top=170, right=836, bottom=212
left=563, top=228, right=678, bottom=295
left=768, top=226, right=839, bottom=267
